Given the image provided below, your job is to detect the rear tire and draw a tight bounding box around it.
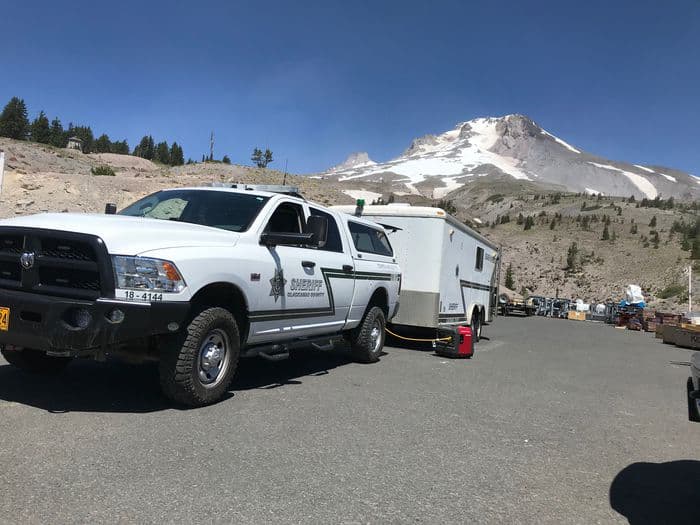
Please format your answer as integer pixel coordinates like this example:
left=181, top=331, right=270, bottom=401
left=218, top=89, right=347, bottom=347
left=159, top=307, right=240, bottom=407
left=687, top=378, right=700, bottom=422
left=0, top=347, right=71, bottom=374
left=349, top=306, right=386, bottom=363
left=471, top=310, right=481, bottom=343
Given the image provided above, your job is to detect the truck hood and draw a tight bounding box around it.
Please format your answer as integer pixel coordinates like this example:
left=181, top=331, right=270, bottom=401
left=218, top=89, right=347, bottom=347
left=0, top=213, right=240, bottom=255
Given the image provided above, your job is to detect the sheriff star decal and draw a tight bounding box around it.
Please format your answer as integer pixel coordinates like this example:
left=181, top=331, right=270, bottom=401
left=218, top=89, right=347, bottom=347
left=269, top=269, right=287, bottom=302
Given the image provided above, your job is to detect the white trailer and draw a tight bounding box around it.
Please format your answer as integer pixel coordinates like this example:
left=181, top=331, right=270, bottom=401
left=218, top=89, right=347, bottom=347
left=331, top=203, right=501, bottom=340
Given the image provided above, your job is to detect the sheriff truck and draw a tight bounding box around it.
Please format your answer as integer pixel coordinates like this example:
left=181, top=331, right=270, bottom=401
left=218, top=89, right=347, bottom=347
left=0, top=185, right=400, bottom=406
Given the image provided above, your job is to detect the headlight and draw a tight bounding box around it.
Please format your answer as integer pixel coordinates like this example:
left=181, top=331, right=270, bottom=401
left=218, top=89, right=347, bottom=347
left=112, top=256, right=186, bottom=293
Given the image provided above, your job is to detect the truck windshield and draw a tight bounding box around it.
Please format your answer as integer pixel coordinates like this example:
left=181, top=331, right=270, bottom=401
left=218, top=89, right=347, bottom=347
left=119, top=190, right=270, bottom=232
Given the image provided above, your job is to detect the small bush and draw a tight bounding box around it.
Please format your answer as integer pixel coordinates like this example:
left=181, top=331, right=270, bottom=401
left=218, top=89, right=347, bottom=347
left=91, top=165, right=115, bottom=176
left=486, top=194, right=505, bottom=204
left=657, top=284, right=685, bottom=299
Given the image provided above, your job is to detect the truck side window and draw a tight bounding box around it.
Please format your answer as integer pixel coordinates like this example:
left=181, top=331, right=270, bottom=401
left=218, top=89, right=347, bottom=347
left=475, top=246, right=484, bottom=271
left=265, top=202, right=305, bottom=233
left=309, top=208, right=343, bottom=252
left=348, top=221, right=393, bottom=257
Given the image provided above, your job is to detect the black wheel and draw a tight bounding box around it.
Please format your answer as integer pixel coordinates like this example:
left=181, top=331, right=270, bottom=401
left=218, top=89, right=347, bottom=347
left=159, top=307, right=240, bottom=407
left=687, top=378, right=700, bottom=423
left=0, top=347, right=71, bottom=374
left=349, top=306, right=386, bottom=363
left=471, top=310, right=481, bottom=342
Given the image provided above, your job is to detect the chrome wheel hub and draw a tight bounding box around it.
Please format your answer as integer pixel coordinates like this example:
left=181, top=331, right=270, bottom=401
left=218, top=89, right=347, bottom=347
left=370, top=322, right=383, bottom=353
left=197, top=329, right=230, bottom=387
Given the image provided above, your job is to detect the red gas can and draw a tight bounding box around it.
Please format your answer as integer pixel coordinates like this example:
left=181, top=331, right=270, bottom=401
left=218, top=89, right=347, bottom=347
left=456, top=325, right=474, bottom=357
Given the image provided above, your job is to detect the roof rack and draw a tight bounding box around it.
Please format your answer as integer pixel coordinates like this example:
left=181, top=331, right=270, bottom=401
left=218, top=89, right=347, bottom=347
left=208, top=183, right=304, bottom=199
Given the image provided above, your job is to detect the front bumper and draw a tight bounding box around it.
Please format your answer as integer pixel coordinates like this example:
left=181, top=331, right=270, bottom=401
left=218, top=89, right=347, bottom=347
left=0, top=288, right=190, bottom=353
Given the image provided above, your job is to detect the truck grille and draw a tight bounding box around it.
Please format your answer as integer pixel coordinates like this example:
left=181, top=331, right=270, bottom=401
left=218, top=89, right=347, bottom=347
left=0, top=228, right=113, bottom=299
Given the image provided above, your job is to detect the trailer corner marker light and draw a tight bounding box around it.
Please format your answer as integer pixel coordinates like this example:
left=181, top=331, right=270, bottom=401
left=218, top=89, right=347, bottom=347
left=356, top=199, right=365, bottom=207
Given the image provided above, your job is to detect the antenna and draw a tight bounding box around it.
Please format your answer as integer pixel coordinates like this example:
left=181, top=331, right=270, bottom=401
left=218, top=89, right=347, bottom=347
left=209, top=131, right=214, bottom=161
left=282, top=158, right=288, bottom=185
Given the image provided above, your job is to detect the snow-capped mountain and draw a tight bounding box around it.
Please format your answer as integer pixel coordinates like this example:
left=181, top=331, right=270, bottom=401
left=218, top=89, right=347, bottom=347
left=324, top=115, right=700, bottom=200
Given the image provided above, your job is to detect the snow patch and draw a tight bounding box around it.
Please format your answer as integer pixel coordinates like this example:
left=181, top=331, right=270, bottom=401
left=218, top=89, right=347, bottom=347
left=633, top=164, right=655, bottom=174
left=473, top=218, right=483, bottom=224
left=588, top=162, right=658, bottom=199
left=658, top=172, right=677, bottom=183
left=542, top=130, right=581, bottom=154
left=432, top=177, right=465, bottom=199
left=343, top=190, right=383, bottom=202
left=337, top=117, right=532, bottom=183
left=585, top=188, right=603, bottom=196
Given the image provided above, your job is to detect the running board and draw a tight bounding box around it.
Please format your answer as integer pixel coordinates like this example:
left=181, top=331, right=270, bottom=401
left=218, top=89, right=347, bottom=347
left=242, top=335, right=345, bottom=359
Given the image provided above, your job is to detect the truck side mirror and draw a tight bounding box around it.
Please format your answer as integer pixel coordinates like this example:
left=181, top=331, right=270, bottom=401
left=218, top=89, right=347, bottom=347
left=305, top=215, right=328, bottom=248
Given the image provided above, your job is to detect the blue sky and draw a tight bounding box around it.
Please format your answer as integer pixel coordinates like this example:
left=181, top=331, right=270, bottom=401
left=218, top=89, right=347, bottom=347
left=1, top=0, right=699, bottom=175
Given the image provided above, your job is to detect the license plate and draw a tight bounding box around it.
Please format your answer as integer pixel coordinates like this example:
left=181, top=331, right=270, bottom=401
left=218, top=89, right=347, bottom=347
left=0, top=307, right=8, bottom=331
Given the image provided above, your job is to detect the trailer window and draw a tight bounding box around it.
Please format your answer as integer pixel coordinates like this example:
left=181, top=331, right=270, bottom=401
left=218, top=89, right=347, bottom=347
left=475, top=247, right=484, bottom=271
left=348, top=221, right=393, bottom=257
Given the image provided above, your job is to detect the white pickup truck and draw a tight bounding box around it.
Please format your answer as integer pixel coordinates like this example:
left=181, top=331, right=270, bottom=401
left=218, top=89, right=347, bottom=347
left=0, top=185, right=401, bottom=406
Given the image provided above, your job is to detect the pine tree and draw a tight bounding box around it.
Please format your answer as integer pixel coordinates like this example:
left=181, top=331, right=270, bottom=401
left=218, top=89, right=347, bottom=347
left=134, top=135, right=155, bottom=160
left=549, top=218, right=556, bottom=230
left=30, top=111, right=50, bottom=143
left=94, top=134, right=111, bottom=153
left=524, top=216, right=534, bottom=230
left=516, top=213, right=524, bottom=225
left=505, top=263, right=514, bottom=289
left=49, top=117, right=66, bottom=147
left=169, top=142, right=184, bottom=166
left=602, top=224, right=610, bottom=240
left=155, top=141, right=170, bottom=165
left=630, top=223, right=638, bottom=234
left=111, top=140, right=129, bottom=155
left=222, top=154, right=231, bottom=165
left=251, top=147, right=263, bottom=167
left=649, top=215, right=657, bottom=227
left=0, top=97, right=29, bottom=139
left=263, top=148, right=273, bottom=167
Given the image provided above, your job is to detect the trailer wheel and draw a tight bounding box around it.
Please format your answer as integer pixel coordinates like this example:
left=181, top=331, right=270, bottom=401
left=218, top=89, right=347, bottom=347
left=159, top=307, right=240, bottom=407
left=349, top=306, right=386, bottom=363
left=0, top=347, right=71, bottom=374
left=471, top=310, right=481, bottom=342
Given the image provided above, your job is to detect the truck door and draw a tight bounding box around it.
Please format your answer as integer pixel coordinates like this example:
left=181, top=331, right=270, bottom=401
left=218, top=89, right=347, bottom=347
left=249, top=200, right=344, bottom=342
left=306, top=206, right=356, bottom=329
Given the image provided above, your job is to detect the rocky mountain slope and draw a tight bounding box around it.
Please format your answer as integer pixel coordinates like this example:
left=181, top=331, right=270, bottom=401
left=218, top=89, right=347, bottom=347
left=324, top=114, right=700, bottom=202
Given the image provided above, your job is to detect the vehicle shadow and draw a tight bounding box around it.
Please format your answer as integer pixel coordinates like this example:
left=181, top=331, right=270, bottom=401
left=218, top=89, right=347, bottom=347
left=610, top=460, right=700, bottom=525
left=0, top=348, right=356, bottom=414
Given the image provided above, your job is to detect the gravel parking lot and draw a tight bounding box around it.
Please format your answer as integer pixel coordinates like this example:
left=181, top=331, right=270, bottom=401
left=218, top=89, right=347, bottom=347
left=1, top=316, right=698, bottom=524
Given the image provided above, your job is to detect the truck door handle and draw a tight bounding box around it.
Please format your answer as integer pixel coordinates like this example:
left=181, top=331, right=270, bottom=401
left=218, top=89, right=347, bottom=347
left=342, top=264, right=354, bottom=273
left=302, top=260, right=316, bottom=268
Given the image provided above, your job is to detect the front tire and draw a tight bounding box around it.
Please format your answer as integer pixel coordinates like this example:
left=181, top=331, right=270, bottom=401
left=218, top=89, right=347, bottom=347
left=159, top=307, right=240, bottom=407
left=0, top=347, right=71, bottom=374
left=349, top=306, right=386, bottom=363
